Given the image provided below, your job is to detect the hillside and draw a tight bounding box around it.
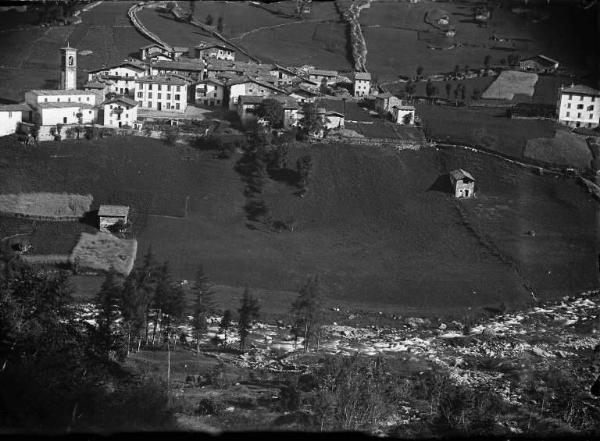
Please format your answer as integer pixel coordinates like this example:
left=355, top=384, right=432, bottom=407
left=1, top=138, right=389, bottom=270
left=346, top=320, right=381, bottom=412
left=0, top=136, right=596, bottom=314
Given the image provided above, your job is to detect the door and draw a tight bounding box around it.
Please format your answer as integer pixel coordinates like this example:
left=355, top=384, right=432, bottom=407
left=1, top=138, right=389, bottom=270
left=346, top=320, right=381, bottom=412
left=63, top=117, right=67, bottom=124
left=158, top=102, right=162, bottom=111
left=118, top=121, right=122, bottom=128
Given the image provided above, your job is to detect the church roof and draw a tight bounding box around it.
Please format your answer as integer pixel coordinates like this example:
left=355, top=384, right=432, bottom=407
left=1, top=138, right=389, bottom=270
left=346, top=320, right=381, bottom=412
left=29, top=89, right=96, bottom=96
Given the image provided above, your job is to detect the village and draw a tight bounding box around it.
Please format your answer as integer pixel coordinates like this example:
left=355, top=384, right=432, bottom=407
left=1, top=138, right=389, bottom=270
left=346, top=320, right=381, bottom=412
left=0, top=0, right=599, bottom=435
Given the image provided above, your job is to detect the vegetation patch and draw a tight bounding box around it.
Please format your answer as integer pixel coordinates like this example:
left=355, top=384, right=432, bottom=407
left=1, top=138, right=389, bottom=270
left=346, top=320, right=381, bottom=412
left=0, top=192, right=92, bottom=220
left=70, top=232, right=137, bottom=275
left=482, top=70, right=538, bottom=101
left=524, top=130, right=592, bottom=170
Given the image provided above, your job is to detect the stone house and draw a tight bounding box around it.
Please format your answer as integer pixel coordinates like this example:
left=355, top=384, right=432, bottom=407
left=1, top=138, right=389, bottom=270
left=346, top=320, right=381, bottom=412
left=98, top=205, right=130, bottom=233
left=449, top=169, right=475, bottom=198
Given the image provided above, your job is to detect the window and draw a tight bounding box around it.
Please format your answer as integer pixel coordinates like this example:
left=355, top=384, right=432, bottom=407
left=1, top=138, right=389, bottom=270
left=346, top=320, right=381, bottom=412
left=175, top=103, right=180, bottom=110
left=577, top=104, right=584, bottom=109
left=78, top=97, right=81, bottom=102
left=167, top=85, right=171, bottom=92
left=166, top=103, right=171, bottom=109
left=125, top=113, right=128, bottom=119
left=578, top=112, right=581, bottom=118
left=592, top=97, right=596, bottom=102
left=158, top=93, right=162, bottom=99
left=580, top=95, right=584, bottom=101
left=567, top=103, right=571, bottom=109
left=588, top=105, right=594, bottom=111
left=44, top=98, right=48, bottom=102
left=149, top=92, right=153, bottom=99
left=175, top=94, right=180, bottom=101
left=68, top=97, right=71, bottom=102
left=176, top=86, right=181, bottom=92
left=147, top=102, right=152, bottom=108
left=137, top=92, right=142, bottom=98
left=86, top=97, right=90, bottom=101
left=590, top=114, right=594, bottom=120
left=88, top=110, right=92, bottom=114
left=566, top=111, right=570, bottom=117
left=57, top=98, right=60, bottom=102
left=138, top=101, right=142, bottom=106
left=167, top=94, right=171, bottom=100
left=8, top=111, right=12, bottom=117
left=568, top=94, right=572, bottom=100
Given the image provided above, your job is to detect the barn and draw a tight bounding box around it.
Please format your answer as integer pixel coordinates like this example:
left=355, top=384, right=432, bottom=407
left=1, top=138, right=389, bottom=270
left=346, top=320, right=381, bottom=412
left=98, top=205, right=130, bottom=233
left=449, top=169, right=475, bottom=198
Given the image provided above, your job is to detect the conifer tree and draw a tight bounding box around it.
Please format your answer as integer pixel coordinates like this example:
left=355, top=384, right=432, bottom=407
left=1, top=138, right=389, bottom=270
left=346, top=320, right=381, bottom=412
left=191, top=266, right=217, bottom=354
left=291, top=276, right=323, bottom=352
left=237, top=288, right=260, bottom=351
left=120, top=273, right=147, bottom=354
left=94, top=268, right=124, bottom=359
left=219, top=309, right=233, bottom=346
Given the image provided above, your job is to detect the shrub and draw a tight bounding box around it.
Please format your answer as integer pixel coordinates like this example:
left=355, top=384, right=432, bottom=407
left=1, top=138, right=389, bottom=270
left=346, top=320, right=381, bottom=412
left=196, top=397, right=226, bottom=416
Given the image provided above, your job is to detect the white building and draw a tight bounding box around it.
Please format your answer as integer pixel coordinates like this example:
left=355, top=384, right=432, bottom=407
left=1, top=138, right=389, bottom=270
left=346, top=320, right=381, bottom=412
left=87, top=60, right=149, bottom=97
left=227, top=77, right=286, bottom=110
left=0, top=104, right=31, bottom=136
left=150, top=59, right=205, bottom=81
left=237, top=95, right=263, bottom=128
left=353, top=71, right=371, bottom=98
left=307, top=69, right=338, bottom=86
left=194, top=43, right=235, bottom=61
left=557, top=84, right=600, bottom=129
left=392, top=104, right=416, bottom=125
left=25, top=89, right=97, bottom=126
left=135, top=75, right=189, bottom=113
left=195, top=78, right=225, bottom=106
left=100, top=97, right=138, bottom=129
left=139, top=43, right=172, bottom=61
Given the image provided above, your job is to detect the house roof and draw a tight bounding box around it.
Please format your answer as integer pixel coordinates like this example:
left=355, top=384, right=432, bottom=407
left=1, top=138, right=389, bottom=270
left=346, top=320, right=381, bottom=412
left=136, top=75, right=190, bottom=86
left=88, top=60, right=147, bottom=73
left=172, top=46, right=189, bottom=52
left=269, top=95, right=299, bottom=109
left=196, top=43, right=233, bottom=51
left=36, top=102, right=95, bottom=109
left=0, top=103, right=32, bottom=112
left=98, top=205, right=129, bottom=217
left=392, top=104, right=415, bottom=111
left=522, top=54, right=559, bottom=67
left=83, top=81, right=109, bottom=89
left=229, top=76, right=286, bottom=93
left=308, top=69, right=338, bottom=77
left=238, top=95, right=264, bottom=105
left=102, top=97, right=138, bottom=107
left=449, top=169, right=475, bottom=182
left=151, top=59, right=205, bottom=72
left=355, top=71, right=371, bottom=81
left=140, top=43, right=168, bottom=50
left=198, top=78, right=225, bottom=87
left=562, top=84, right=600, bottom=96
left=290, top=86, right=320, bottom=96
left=29, top=89, right=96, bottom=96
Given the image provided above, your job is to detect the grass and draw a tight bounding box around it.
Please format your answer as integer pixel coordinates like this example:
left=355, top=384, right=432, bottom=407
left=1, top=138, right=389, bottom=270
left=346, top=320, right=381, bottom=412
left=482, top=70, right=538, bottom=100
left=524, top=129, right=592, bottom=170
left=360, top=1, right=593, bottom=81
left=0, top=192, right=92, bottom=219
left=417, top=103, right=557, bottom=158
left=1, top=135, right=597, bottom=315
left=70, top=232, right=137, bottom=275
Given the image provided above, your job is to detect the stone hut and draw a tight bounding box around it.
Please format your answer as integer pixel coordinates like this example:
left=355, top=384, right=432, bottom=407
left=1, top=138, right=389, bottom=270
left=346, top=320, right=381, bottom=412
left=98, top=205, right=130, bottom=233
left=449, top=169, right=475, bottom=198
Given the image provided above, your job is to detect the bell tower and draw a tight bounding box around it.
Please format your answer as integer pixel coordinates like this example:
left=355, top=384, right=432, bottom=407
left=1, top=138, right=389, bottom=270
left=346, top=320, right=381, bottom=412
left=60, top=43, right=77, bottom=90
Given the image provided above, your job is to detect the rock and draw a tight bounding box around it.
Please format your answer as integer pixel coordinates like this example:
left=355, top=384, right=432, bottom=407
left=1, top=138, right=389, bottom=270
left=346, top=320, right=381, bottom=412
left=555, top=350, right=569, bottom=358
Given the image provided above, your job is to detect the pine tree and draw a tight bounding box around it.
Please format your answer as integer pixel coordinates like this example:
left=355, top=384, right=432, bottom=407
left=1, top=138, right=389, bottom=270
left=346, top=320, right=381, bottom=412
left=219, top=310, right=233, bottom=346
left=191, top=266, right=217, bottom=354
left=120, top=273, right=147, bottom=354
left=153, top=262, right=185, bottom=346
left=237, top=288, right=260, bottom=351
left=94, top=268, right=124, bottom=359
left=291, top=276, right=323, bottom=352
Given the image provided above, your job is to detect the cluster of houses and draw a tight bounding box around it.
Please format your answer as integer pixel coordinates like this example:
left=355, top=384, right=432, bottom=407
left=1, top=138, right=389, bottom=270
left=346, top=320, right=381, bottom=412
left=0, top=37, right=597, bottom=141
left=0, top=39, right=419, bottom=141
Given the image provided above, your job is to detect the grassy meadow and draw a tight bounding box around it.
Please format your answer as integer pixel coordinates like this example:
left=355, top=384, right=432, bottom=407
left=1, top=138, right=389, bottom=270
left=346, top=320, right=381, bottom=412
left=0, top=135, right=597, bottom=316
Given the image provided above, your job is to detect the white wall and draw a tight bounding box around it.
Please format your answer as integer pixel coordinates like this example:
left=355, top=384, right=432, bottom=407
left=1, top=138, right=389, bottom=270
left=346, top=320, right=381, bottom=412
left=196, top=82, right=223, bottom=105
left=393, top=108, right=415, bottom=125
left=102, top=103, right=138, bottom=128
left=558, top=93, right=600, bottom=128
left=354, top=79, right=370, bottom=97
left=0, top=111, right=22, bottom=136
left=25, top=91, right=96, bottom=107
left=229, top=82, right=278, bottom=110
left=40, top=106, right=95, bottom=126
left=135, top=82, right=188, bottom=112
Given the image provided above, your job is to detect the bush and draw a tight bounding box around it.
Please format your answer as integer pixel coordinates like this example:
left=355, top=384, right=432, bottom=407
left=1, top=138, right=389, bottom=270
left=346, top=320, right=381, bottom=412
left=196, top=397, right=226, bottom=416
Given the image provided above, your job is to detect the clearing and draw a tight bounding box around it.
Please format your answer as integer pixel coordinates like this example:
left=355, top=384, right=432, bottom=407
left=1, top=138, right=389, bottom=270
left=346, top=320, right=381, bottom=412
left=482, top=70, right=538, bottom=100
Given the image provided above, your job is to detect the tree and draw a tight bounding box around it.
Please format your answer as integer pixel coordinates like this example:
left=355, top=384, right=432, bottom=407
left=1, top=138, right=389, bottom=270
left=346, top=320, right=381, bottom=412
left=416, top=66, right=424, bottom=79
left=404, top=80, right=416, bottom=98
left=217, top=16, right=224, bottom=33
left=153, top=262, right=185, bottom=346
left=445, top=82, right=452, bottom=99
left=461, top=84, right=467, bottom=101
left=191, top=266, right=217, bottom=354
left=291, top=276, right=323, bottom=352
left=219, top=310, right=233, bottom=346
left=298, top=102, right=324, bottom=138
left=484, top=55, right=491, bottom=68
left=425, top=79, right=436, bottom=102
left=237, top=288, right=260, bottom=351
left=205, top=14, right=213, bottom=25
left=320, top=77, right=328, bottom=95
left=255, top=98, right=284, bottom=129
left=161, top=125, right=178, bottom=146
left=120, top=273, right=147, bottom=355
left=296, top=154, right=312, bottom=191
left=403, top=112, right=413, bottom=125
left=94, top=269, right=125, bottom=360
